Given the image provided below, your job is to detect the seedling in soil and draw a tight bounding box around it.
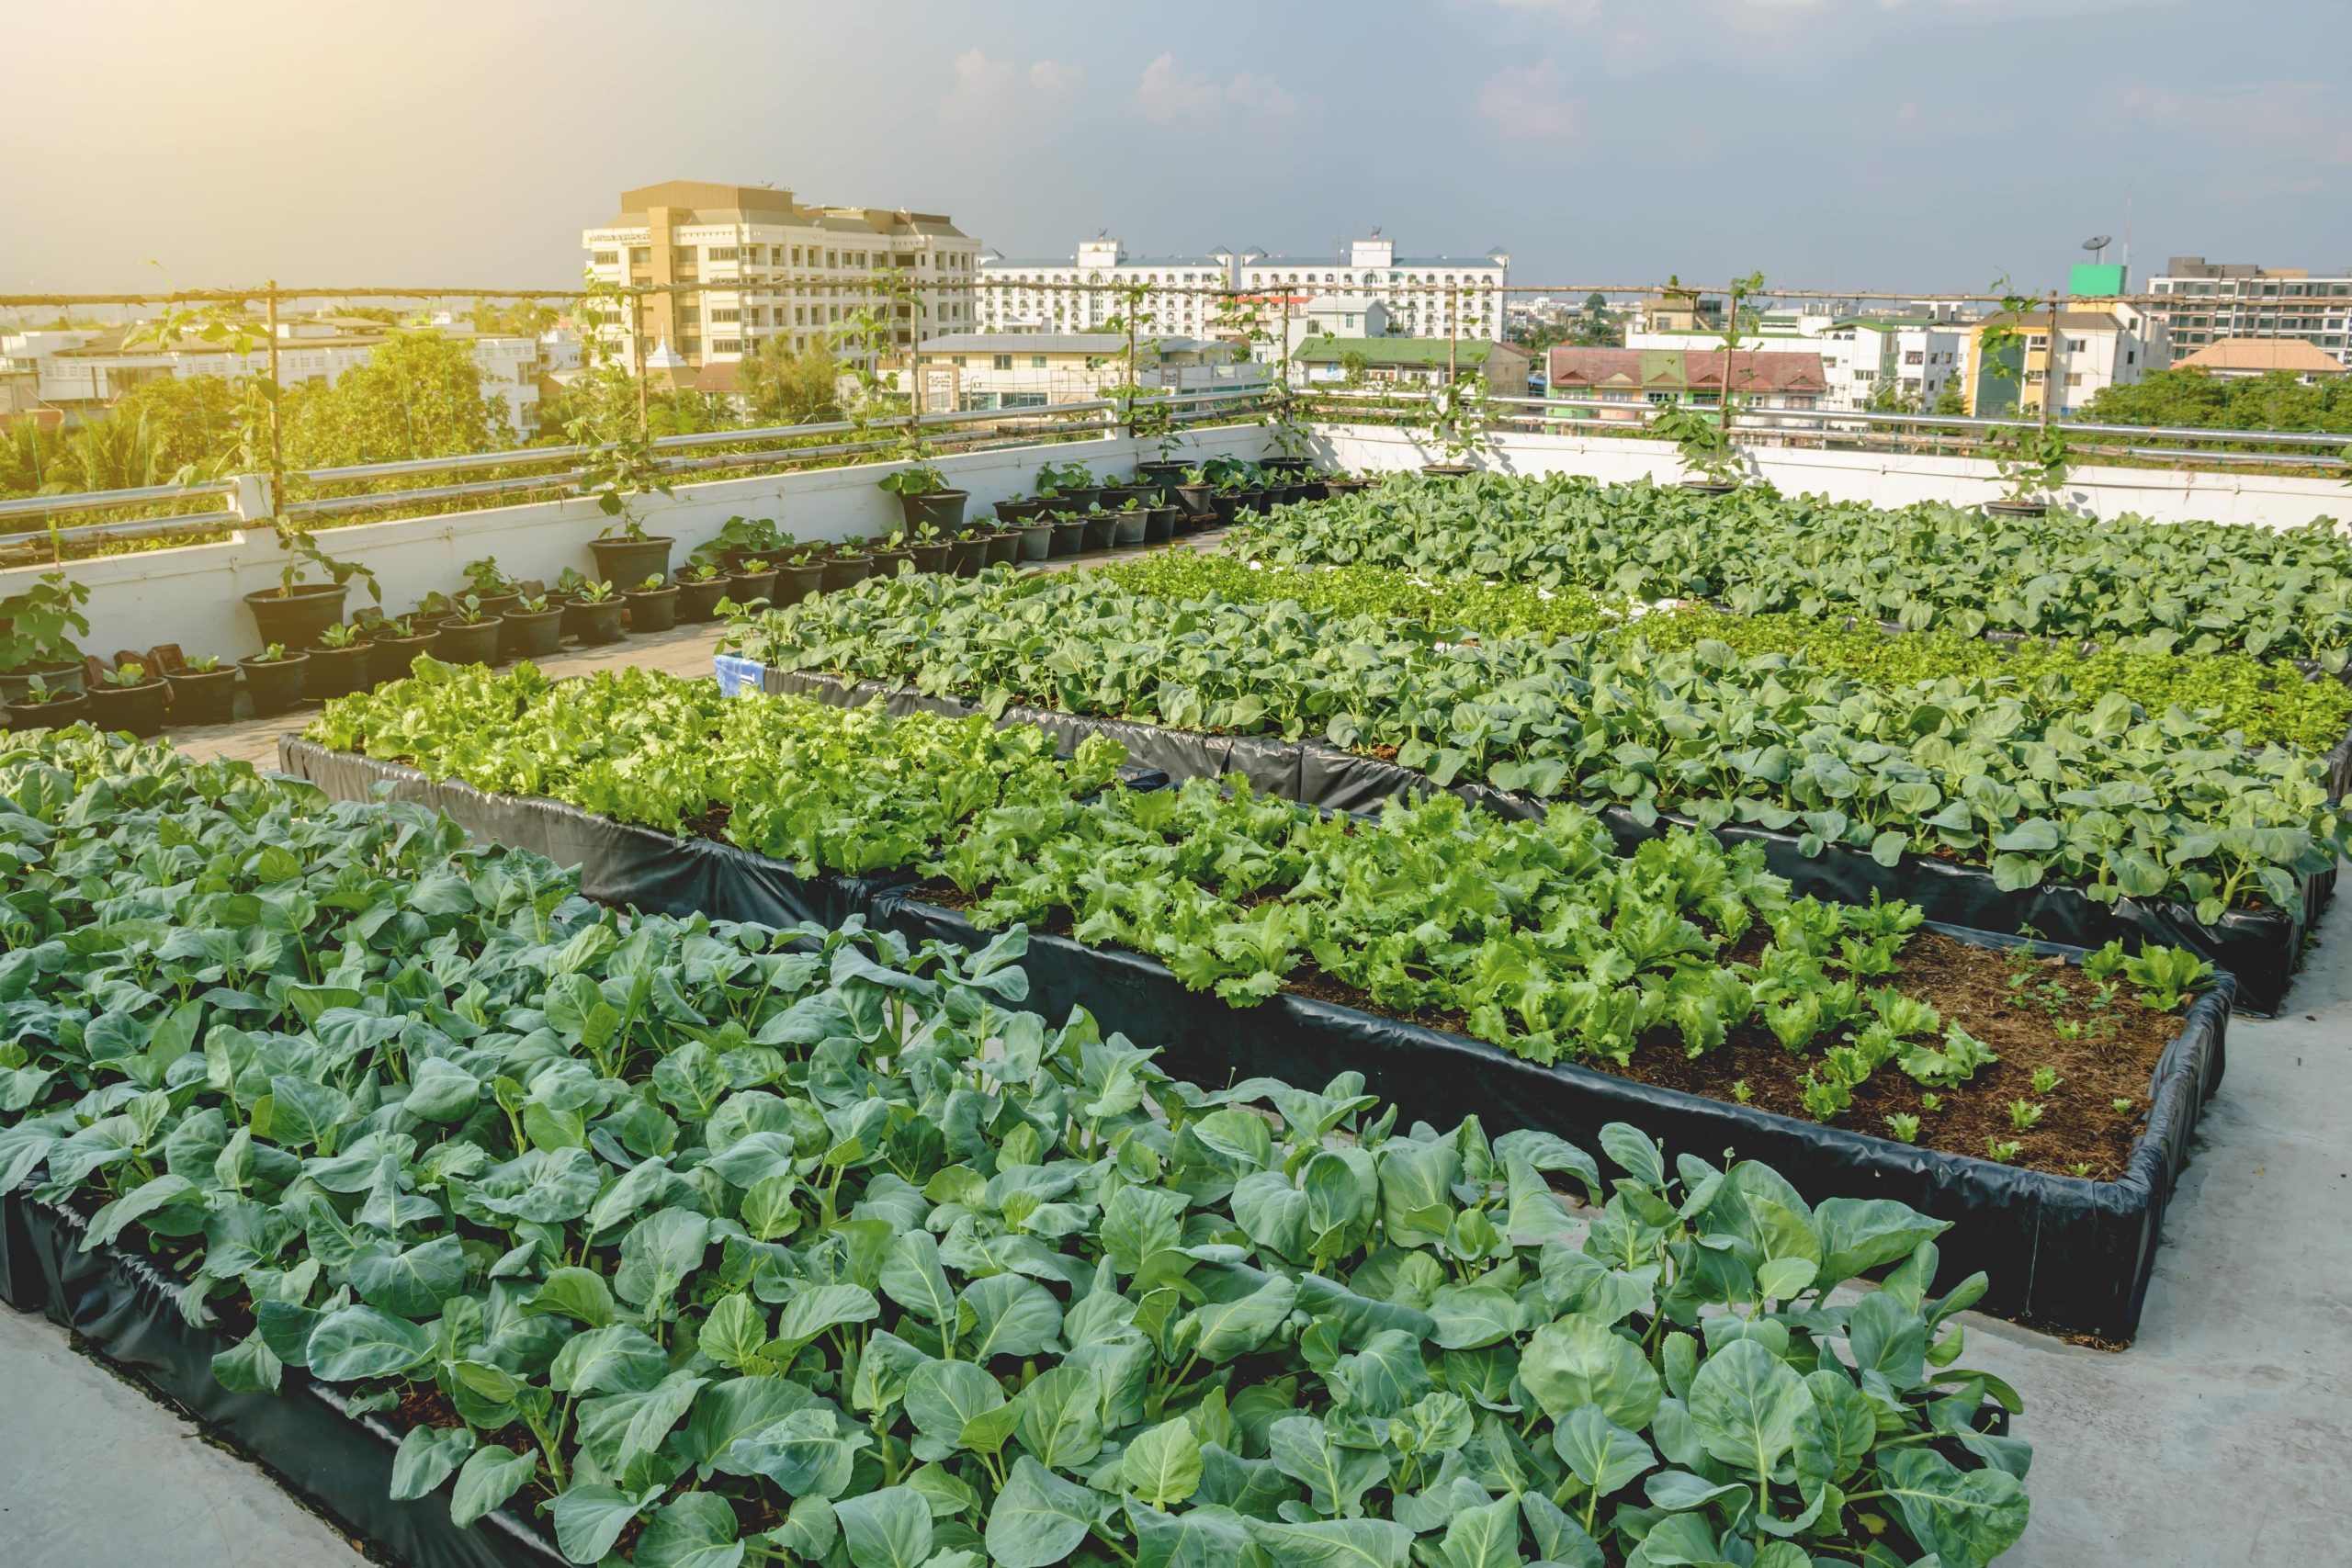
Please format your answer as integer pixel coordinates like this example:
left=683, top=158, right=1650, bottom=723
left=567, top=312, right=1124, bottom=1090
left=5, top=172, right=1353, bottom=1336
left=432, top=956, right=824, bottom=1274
left=1883, top=1113, right=1921, bottom=1144
left=2030, top=1066, right=2062, bottom=1096
left=2007, top=1100, right=2044, bottom=1133
left=1986, top=1137, right=2023, bottom=1163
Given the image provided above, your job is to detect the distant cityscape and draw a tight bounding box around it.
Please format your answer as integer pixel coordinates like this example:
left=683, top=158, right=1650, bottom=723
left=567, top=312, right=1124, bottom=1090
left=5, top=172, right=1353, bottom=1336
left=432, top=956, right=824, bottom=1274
left=4, top=171, right=2348, bottom=451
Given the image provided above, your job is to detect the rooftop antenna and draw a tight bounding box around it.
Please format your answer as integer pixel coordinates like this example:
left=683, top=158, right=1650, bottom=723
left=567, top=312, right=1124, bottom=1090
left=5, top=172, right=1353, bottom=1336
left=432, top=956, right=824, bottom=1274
left=2083, top=234, right=2112, bottom=265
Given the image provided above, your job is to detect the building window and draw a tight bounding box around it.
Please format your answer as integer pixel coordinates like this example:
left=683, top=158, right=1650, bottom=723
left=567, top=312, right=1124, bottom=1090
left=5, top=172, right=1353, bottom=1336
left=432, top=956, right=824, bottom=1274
left=629, top=247, right=650, bottom=264
left=708, top=247, right=741, bottom=261
left=593, top=250, right=617, bottom=265
left=1032, top=355, right=1047, bottom=368
left=714, top=339, right=743, bottom=355
left=681, top=337, right=701, bottom=355
left=712, top=309, right=741, bottom=322
left=993, top=354, right=1012, bottom=369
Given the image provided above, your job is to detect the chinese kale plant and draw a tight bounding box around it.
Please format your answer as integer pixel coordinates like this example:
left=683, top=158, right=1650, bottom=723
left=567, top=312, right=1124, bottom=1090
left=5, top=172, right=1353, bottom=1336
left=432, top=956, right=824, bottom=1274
left=0, top=728, right=2030, bottom=1568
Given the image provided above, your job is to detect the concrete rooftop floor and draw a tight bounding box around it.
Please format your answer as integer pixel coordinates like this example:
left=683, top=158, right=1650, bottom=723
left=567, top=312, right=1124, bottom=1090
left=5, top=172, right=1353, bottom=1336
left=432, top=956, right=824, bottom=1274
left=6, top=541, right=2349, bottom=1566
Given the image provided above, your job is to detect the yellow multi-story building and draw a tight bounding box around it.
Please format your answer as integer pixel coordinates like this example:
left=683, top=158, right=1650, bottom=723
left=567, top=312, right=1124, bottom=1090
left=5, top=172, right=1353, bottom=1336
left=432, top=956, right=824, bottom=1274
left=1963, top=303, right=2165, bottom=418
left=580, top=180, right=981, bottom=376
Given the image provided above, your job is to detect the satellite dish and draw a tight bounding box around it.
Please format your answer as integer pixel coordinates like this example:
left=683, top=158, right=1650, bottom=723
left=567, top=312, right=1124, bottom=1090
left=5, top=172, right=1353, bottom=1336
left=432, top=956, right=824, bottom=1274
left=2083, top=235, right=2112, bottom=260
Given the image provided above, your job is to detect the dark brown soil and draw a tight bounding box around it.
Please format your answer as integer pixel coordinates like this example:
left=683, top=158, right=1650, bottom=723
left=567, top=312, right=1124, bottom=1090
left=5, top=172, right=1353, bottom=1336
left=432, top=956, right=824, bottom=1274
left=913, top=879, right=2176, bottom=1180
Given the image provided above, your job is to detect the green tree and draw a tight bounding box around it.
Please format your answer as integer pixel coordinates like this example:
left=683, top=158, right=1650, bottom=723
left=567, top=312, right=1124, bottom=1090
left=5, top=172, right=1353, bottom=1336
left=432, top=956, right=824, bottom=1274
left=277, top=332, right=514, bottom=468
left=735, top=334, right=844, bottom=425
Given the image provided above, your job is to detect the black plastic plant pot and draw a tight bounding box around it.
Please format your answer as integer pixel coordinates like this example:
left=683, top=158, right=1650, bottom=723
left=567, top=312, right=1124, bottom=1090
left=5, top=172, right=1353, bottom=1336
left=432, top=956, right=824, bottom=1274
left=1679, top=480, right=1738, bottom=496
left=1239, top=488, right=1272, bottom=515
left=1420, top=464, right=1476, bottom=478
left=869, top=550, right=914, bottom=581
left=993, top=498, right=1044, bottom=525
left=1209, top=494, right=1243, bottom=525
left=1112, top=513, right=1148, bottom=547
left=1056, top=486, right=1102, bottom=513
left=625, top=585, right=679, bottom=633
left=238, top=653, right=308, bottom=714
left=368, top=632, right=438, bottom=686
left=85, top=679, right=170, bottom=737
left=674, top=578, right=730, bottom=623
left=1171, top=483, right=1217, bottom=521
left=572, top=602, right=626, bottom=647
left=0, top=660, right=87, bottom=703
left=820, top=556, right=871, bottom=594
left=772, top=563, right=824, bottom=605
left=501, top=608, right=565, bottom=660
left=729, top=570, right=778, bottom=609
left=243, top=582, right=346, bottom=649
left=1017, top=523, right=1055, bottom=562
left=1984, top=500, right=2049, bottom=518
left=1049, top=518, right=1088, bottom=558
left=302, top=643, right=374, bottom=701
left=588, top=535, right=673, bottom=585
left=984, top=530, right=1021, bottom=567
left=1260, top=457, right=1312, bottom=474
left=1082, top=513, right=1117, bottom=551
left=1322, top=479, right=1371, bottom=497
left=163, top=666, right=240, bottom=727
left=433, top=616, right=505, bottom=667
left=898, top=490, right=969, bottom=532
left=474, top=591, right=525, bottom=622
left=555, top=595, right=587, bottom=640
left=949, top=537, right=990, bottom=577
left=3, top=692, right=89, bottom=732
left=1141, top=506, right=1177, bottom=544
left=1097, top=485, right=1152, bottom=510
left=1136, top=459, right=1191, bottom=488
left=909, top=542, right=955, bottom=574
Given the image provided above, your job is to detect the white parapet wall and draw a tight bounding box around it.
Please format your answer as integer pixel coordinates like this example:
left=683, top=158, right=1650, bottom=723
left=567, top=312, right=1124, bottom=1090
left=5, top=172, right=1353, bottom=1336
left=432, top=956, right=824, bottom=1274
left=1309, top=423, right=2352, bottom=532
left=5, top=424, right=1269, bottom=665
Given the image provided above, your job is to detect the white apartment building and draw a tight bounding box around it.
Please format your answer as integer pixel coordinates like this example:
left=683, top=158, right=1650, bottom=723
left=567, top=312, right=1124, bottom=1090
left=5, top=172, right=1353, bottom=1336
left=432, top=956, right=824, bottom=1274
left=581, top=180, right=982, bottom=374
left=976, top=233, right=1508, bottom=344
left=2144, top=257, right=2352, bottom=368
left=10, top=314, right=555, bottom=433
left=974, top=237, right=1237, bottom=340
left=1238, top=236, right=1508, bottom=340
left=1623, top=306, right=1966, bottom=412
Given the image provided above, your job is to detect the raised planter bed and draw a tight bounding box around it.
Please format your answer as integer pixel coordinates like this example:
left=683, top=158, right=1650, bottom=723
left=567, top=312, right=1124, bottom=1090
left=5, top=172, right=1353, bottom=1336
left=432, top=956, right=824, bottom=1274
left=0, top=1193, right=566, bottom=1568
left=746, top=662, right=2327, bottom=1015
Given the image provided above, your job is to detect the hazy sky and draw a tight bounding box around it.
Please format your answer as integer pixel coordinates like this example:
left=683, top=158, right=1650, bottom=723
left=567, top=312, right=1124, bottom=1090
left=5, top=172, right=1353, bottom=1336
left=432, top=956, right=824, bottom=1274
left=6, top=0, right=2347, bottom=300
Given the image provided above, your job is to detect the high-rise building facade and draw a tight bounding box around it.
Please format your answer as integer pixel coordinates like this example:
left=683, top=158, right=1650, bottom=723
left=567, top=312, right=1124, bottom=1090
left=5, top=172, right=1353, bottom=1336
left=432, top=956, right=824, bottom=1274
left=2145, top=257, right=2352, bottom=368
left=580, top=180, right=981, bottom=373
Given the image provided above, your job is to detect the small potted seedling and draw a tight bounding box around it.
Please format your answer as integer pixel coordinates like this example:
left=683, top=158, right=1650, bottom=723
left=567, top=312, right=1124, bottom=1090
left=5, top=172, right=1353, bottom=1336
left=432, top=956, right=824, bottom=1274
left=570, top=580, right=625, bottom=646
left=86, top=660, right=169, bottom=736
left=1046, top=506, right=1089, bottom=558
left=1170, top=464, right=1217, bottom=528
left=1035, top=459, right=1101, bottom=514
left=1012, top=512, right=1054, bottom=562
left=2, top=672, right=91, bottom=732
left=433, top=593, right=505, bottom=664
left=0, top=570, right=93, bottom=702
left=163, top=652, right=239, bottom=726
left=1984, top=423, right=2071, bottom=518
left=907, top=521, right=955, bottom=574
left=625, top=572, right=679, bottom=633
left=730, top=555, right=781, bottom=608
left=589, top=512, right=675, bottom=587
left=675, top=557, right=733, bottom=622
left=870, top=528, right=915, bottom=579
left=1111, top=494, right=1149, bottom=547
left=368, top=615, right=438, bottom=685
left=820, top=536, right=872, bottom=594
left=710, top=515, right=785, bottom=573
left=983, top=519, right=1023, bottom=567
left=460, top=556, right=524, bottom=619
left=502, top=593, right=565, bottom=659
left=773, top=545, right=825, bottom=604
left=306, top=620, right=374, bottom=700
left=239, top=642, right=308, bottom=715
left=244, top=531, right=379, bottom=649
left=948, top=524, right=992, bottom=577
left=877, top=456, right=968, bottom=533
left=993, top=491, right=1043, bottom=525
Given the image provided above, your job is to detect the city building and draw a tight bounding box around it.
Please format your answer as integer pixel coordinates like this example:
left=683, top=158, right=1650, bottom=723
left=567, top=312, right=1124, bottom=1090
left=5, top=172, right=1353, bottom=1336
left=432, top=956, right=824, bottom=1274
left=907, top=332, right=1266, bottom=412
left=581, top=179, right=982, bottom=374
left=975, top=238, right=1238, bottom=338
left=8, top=313, right=555, bottom=433
left=2144, top=258, right=2352, bottom=368
left=1964, top=303, right=2165, bottom=418
left=1237, top=237, right=1508, bottom=340
left=975, top=233, right=1508, bottom=344
left=1282, top=296, right=1391, bottom=361
left=1544, top=347, right=1828, bottom=423
left=1292, top=336, right=1530, bottom=392
left=2172, top=337, right=2349, bottom=383
left=1623, top=306, right=1965, bottom=412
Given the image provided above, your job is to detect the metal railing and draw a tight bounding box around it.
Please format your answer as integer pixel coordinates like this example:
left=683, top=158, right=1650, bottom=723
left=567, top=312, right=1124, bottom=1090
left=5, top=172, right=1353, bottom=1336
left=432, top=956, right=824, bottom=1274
left=0, top=387, right=1279, bottom=553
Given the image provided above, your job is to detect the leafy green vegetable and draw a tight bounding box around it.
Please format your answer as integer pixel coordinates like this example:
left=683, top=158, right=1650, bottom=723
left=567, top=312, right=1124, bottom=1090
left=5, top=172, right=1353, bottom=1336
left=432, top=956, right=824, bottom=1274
left=0, top=728, right=2032, bottom=1568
